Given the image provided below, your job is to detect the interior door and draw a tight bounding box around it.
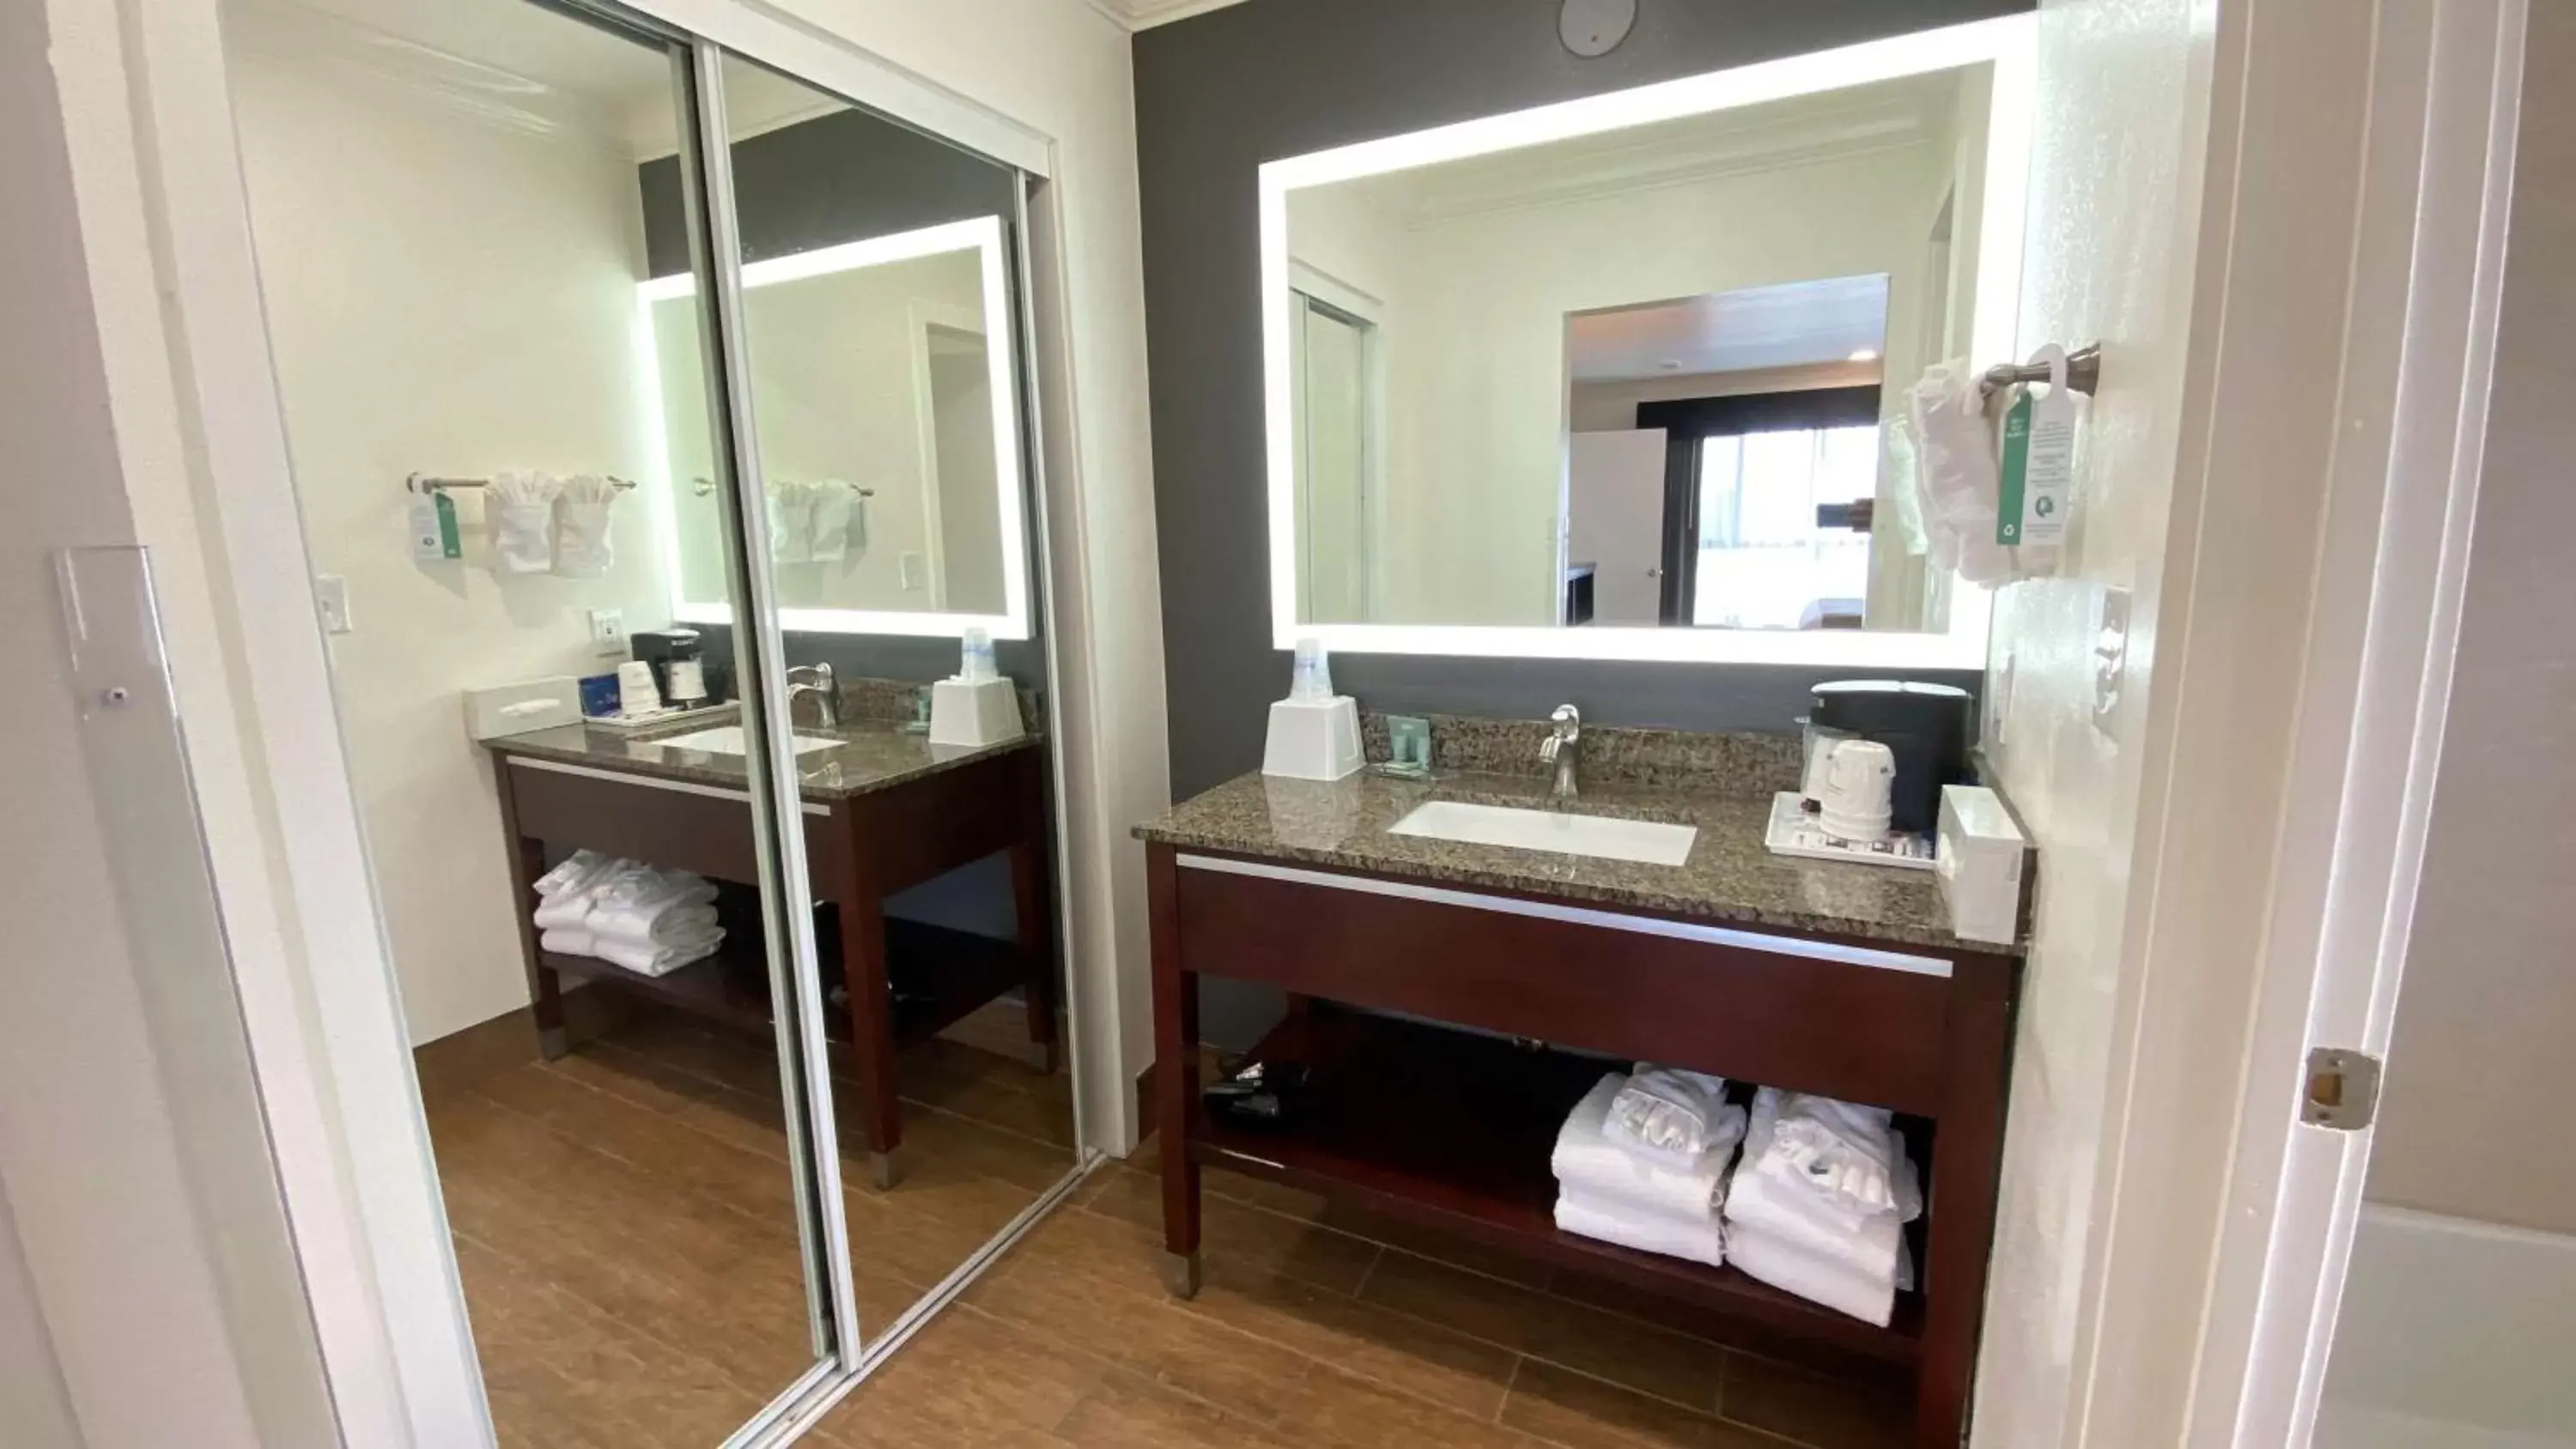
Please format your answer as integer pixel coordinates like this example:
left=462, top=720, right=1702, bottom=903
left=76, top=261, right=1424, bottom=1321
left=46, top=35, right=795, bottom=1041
left=1566, top=428, right=1667, bottom=624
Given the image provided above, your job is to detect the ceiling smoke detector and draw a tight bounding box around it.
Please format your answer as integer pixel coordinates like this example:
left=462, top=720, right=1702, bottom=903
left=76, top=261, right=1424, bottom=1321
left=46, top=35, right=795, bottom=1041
left=1559, top=0, right=1637, bottom=58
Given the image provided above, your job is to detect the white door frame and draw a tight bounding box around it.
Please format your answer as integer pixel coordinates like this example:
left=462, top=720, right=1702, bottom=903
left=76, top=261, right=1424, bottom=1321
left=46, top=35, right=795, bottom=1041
left=2187, top=3, right=2524, bottom=1443
left=2014, top=2, right=2527, bottom=1445
left=44, top=0, right=1108, bottom=1443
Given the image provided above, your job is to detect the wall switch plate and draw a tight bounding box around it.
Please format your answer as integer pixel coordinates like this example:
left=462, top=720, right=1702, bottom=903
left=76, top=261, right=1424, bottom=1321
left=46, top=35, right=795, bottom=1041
left=314, top=574, right=353, bottom=634
left=2093, top=586, right=2132, bottom=735
left=899, top=551, right=925, bottom=591
left=587, top=608, right=626, bottom=658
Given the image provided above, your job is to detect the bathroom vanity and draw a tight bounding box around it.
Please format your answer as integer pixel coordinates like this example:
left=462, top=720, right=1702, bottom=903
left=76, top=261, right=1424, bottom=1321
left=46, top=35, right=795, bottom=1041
left=483, top=706, right=1053, bottom=1187
left=1138, top=755, right=2023, bottom=1449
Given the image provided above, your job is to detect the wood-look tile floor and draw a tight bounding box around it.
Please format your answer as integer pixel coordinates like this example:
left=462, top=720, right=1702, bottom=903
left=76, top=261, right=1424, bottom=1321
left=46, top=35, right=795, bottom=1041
left=426, top=1013, right=1905, bottom=1449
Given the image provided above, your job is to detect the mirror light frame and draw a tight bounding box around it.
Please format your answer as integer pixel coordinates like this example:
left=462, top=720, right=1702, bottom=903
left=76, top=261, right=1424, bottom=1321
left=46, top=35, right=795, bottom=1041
left=639, top=214, right=1034, bottom=639
left=1257, top=14, right=2035, bottom=668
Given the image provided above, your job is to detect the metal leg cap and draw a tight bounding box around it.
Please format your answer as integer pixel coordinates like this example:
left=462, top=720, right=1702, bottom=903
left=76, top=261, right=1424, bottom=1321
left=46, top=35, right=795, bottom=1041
left=1160, top=1250, right=1202, bottom=1300
left=537, top=1027, right=570, bottom=1061
left=867, top=1149, right=902, bottom=1191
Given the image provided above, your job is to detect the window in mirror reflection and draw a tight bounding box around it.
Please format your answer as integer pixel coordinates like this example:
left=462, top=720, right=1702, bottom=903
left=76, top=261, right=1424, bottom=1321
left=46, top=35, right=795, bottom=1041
left=1278, top=61, right=1996, bottom=639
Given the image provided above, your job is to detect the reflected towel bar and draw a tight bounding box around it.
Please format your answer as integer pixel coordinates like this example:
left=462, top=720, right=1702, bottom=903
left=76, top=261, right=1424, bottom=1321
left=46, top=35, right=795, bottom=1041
left=407, top=473, right=638, bottom=494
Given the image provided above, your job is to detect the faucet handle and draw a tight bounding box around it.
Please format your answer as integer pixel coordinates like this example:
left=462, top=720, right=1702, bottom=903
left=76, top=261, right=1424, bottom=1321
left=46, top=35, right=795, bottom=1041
left=1540, top=734, right=1562, bottom=763
left=1549, top=703, right=1581, bottom=739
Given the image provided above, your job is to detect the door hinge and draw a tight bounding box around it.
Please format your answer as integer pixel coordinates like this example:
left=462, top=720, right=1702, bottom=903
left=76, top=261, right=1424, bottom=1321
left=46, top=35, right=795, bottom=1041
left=2302, top=1047, right=2382, bottom=1131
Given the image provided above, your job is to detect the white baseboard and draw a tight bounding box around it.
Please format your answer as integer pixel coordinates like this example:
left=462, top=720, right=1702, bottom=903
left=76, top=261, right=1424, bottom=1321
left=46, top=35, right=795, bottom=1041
left=2318, top=1203, right=2576, bottom=1445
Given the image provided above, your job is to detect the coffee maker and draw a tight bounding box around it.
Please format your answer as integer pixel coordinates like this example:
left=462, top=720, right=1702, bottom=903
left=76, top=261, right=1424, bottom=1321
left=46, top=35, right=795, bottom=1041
left=629, top=628, right=711, bottom=708
left=1798, top=680, right=1973, bottom=836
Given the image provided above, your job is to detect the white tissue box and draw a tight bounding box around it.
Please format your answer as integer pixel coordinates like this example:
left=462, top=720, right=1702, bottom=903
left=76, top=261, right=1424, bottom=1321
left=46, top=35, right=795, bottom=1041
left=1262, top=695, right=1362, bottom=781
left=1936, top=785, right=2032, bottom=945
left=929, top=676, right=1024, bottom=748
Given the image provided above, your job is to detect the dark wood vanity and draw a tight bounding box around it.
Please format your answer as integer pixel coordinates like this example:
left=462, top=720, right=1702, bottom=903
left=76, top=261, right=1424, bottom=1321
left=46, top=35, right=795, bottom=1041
left=482, top=709, right=1054, bottom=1187
left=1139, top=768, right=2023, bottom=1449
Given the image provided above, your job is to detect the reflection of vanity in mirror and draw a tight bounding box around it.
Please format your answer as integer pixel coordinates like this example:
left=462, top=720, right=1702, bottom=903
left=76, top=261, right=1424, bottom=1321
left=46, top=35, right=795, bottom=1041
left=1268, top=44, right=2023, bottom=668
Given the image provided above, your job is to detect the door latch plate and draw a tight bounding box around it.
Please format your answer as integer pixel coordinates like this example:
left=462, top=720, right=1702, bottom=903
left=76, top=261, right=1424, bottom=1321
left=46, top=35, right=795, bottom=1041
left=2302, top=1046, right=2382, bottom=1131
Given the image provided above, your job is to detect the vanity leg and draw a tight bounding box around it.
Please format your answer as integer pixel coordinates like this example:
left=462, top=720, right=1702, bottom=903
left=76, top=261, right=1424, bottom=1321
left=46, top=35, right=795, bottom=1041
left=1147, top=845, right=1202, bottom=1298
left=1915, top=954, right=2017, bottom=1448
left=837, top=892, right=905, bottom=1190
left=1010, top=832, right=1060, bottom=1077
left=493, top=769, right=568, bottom=1062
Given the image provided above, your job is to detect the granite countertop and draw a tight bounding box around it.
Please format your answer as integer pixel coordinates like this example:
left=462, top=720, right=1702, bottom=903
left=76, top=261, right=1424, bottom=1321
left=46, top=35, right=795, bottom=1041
left=1134, top=767, right=2018, bottom=956
left=483, top=709, right=1035, bottom=803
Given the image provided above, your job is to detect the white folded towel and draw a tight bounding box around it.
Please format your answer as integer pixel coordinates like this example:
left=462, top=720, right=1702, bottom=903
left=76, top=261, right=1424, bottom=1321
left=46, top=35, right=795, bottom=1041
left=552, top=473, right=619, bottom=579
left=1607, top=1065, right=1733, bottom=1164
left=532, top=892, right=597, bottom=932
left=587, top=900, right=718, bottom=947
left=1727, top=1220, right=1912, bottom=1327
left=592, top=927, right=723, bottom=978
left=806, top=481, right=858, bottom=564
left=1553, top=1187, right=1725, bottom=1269
left=538, top=926, right=594, bottom=957
left=768, top=480, right=815, bottom=564
left=489, top=470, right=561, bottom=574
left=1552, top=1074, right=1747, bottom=1220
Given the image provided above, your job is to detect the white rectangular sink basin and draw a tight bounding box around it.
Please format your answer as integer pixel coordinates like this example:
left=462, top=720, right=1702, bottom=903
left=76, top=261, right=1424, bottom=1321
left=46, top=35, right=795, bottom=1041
left=1388, top=800, right=1697, bottom=866
left=653, top=724, right=839, bottom=757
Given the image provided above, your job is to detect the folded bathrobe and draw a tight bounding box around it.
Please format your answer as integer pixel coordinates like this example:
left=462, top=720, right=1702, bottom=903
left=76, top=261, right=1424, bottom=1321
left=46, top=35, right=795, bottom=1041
left=1551, top=1073, right=1747, bottom=1269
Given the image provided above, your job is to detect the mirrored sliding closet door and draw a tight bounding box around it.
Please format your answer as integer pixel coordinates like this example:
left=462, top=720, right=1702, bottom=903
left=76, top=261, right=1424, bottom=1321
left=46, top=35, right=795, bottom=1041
left=218, top=0, right=1082, bottom=1440
left=682, top=51, right=1082, bottom=1345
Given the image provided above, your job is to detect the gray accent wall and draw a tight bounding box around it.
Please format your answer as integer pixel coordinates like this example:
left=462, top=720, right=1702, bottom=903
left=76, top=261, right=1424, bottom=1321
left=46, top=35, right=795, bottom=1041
left=1133, top=0, right=2020, bottom=798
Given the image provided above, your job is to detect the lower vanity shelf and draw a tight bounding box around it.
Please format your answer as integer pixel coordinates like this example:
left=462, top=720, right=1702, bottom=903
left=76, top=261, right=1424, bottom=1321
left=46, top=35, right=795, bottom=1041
left=1194, top=1006, right=1926, bottom=1362
left=538, top=911, right=1030, bottom=1054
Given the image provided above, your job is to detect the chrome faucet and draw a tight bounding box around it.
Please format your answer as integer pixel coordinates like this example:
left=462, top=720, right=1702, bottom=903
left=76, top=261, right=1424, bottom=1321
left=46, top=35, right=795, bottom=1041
left=1540, top=703, right=1583, bottom=798
left=785, top=662, right=841, bottom=727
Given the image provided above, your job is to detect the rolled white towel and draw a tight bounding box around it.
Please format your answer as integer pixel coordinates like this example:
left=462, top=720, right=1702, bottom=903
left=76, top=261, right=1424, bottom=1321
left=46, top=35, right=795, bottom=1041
left=587, top=901, right=719, bottom=948
left=1553, top=1186, right=1725, bottom=1269
left=1607, top=1065, right=1733, bottom=1164
left=1742, top=1088, right=1916, bottom=1232
left=538, top=926, right=595, bottom=957
left=1765, top=1091, right=1902, bottom=1219
left=1552, top=1074, right=1746, bottom=1220
left=592, top=867, right=715, bottom=915
left=1726, top=1220, right=1911, bottom=1327
left=534, top=849, right=615, bottom=899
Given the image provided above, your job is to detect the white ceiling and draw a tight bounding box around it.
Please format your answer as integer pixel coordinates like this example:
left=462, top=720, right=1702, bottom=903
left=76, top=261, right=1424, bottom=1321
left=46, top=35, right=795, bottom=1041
left=226, top=0, right=841, bottom=154
left=1565, top=274, right=1890, bottom=383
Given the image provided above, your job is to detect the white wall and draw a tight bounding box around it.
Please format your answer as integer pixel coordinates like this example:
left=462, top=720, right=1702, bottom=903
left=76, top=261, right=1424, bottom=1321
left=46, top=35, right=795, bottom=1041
left=1568, top=360, right=1881, bottom=433
left=5, top=3, right=342, bottom=1440
left=1969, top=0, right=2212, bottom=1441
left=231, top=37, right=677, bottom=1046
left=658, top=250, right=1002, bottom=615
left=1292, top=146, right=1948, bottom=627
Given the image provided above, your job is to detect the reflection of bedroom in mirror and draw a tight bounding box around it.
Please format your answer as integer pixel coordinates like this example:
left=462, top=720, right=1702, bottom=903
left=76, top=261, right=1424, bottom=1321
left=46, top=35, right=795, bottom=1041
left=1267, top=38, right=2026, bottom=663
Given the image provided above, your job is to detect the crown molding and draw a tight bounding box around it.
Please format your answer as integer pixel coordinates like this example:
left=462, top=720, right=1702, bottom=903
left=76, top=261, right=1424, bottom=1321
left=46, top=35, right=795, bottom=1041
left=1083, top=0, right=1249, bottom=33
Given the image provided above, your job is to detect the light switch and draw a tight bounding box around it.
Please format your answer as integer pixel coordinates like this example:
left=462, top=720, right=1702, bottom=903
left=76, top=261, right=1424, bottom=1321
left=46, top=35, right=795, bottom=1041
left=588, top=608, right=626, bottom=658
left=314, top=574, right=353, bottom=634
left=2093, top=586, right=2131, bottom=734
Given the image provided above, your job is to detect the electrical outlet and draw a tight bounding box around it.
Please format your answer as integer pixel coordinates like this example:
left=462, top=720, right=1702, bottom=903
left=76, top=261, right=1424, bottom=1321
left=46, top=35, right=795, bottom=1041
left=314, top=574, right=353, bottom=635
left=587, top=608, right=626, bottom=658
left=899, top=552, right=925, bottom=591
